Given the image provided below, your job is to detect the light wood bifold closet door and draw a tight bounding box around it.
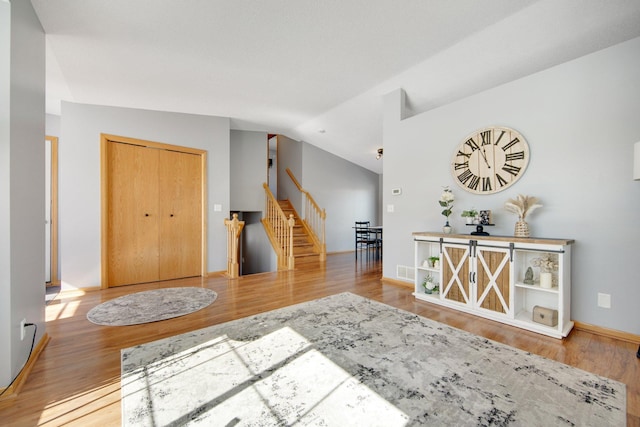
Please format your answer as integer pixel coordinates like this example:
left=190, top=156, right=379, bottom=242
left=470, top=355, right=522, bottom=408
left=106, top=141, right=202, bottom=287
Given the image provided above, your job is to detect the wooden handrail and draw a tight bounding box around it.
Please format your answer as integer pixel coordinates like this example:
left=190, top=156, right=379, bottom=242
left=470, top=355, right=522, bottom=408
left=263, top=183, right=296, bottom=270
left=285, top=168, right=325, bottom=218
left=224, top=213, right=245, bottom=278
left=285, top=168, right=326, bottom=261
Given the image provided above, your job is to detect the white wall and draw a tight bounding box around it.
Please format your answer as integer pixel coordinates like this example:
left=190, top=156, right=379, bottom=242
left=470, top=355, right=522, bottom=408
left=302, top=142, right=380, bottom=252
left=60, top=102, right=230, bottom=289
left=0, top=0, right=46, bottom=387
left=383, top=37, right=640, bottom=335
left=230, top=130, right=267, bottom=212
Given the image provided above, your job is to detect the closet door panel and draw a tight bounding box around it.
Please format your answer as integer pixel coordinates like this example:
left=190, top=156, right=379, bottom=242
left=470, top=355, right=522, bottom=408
left=107, top=143, right=160, bottom=286
left=158, top=149, right=202, bottom=280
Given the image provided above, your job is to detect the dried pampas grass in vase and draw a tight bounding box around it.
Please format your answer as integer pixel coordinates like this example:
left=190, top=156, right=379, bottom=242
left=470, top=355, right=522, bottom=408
left=504, top=195, right=542, bottom=238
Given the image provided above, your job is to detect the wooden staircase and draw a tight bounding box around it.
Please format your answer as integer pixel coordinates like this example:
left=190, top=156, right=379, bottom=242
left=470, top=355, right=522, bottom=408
left=276, top=200, right=321, bottom=266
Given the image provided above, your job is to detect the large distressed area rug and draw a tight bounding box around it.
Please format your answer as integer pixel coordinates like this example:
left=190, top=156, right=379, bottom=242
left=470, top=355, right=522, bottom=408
left=121, top=292, right=625, bottom=426
left=88, top=287, right=217, bottom=326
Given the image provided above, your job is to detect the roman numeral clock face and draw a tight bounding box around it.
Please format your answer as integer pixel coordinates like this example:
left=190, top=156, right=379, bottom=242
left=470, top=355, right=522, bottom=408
left=451, top=126, right=530, bottom=194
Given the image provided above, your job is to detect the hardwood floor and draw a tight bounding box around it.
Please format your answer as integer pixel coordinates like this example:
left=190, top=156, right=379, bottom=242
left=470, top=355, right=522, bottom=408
left=2, top=253, right=638, bottom=426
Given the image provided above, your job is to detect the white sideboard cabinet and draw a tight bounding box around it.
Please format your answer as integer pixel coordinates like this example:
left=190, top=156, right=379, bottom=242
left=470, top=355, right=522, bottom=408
left=413, top=232, right=574, bottom=339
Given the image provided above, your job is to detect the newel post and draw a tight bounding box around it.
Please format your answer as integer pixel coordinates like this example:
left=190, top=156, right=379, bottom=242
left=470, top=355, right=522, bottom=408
left=287, top=214, right=295, bottom=270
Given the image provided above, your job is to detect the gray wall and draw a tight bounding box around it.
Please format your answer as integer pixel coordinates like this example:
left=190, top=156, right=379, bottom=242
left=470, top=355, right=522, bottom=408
left=230, top=130, right=267, bottom=212
left=239, top=211, right=276, bottom=275
left=232, top=130, right=379, bottom=258
left=59, top=102, right=230, bottom=289
left=230, top=130, right=275, bottom=274
left=382, top=37, right=640, bottom=335
left=302, top=142, right=380, bottom=252
left=46, top=113, right=60, bottom=137
left=277, top=135, right=303, bottom=214
left=0, top=0, right=46, bottom=387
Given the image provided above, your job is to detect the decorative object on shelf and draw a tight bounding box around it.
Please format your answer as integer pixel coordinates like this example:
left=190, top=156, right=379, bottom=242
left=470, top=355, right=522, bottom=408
left=439, top=186, right=454, bottom=233
left=531, top=254, right=558, bottom=288
left=478, top=210, right=492, bottom=225
left=504, top=194, right=542, bottom=238
left=422, top=274, right=439, bottom=294
left=532, top=305, right=558, bottom=327
left=461, top=209, right=478, bottom=225
left=523, top=267, right=534, bottom=285
left=470, top=224, right=490, bottom=236
left=451, top=126, right=530, bottom=194
left=429, top=256, right=440, bottom=268
left=539, top=272, right=552, bottom=289
left=422, top=260, right=430, bottom=268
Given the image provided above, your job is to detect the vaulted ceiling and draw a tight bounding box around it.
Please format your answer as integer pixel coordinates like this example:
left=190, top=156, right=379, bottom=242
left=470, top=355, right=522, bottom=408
left=31, top=0, right=640, bottom=173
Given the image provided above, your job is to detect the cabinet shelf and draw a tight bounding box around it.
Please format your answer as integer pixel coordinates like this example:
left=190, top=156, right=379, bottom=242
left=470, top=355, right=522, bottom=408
left=413, top=291, right=440, bottom=301
left=514, top=283, right=559, bottom=294
left=514, top=309, right=554, bottom=329
left=417, top=266, right=440, bottom=273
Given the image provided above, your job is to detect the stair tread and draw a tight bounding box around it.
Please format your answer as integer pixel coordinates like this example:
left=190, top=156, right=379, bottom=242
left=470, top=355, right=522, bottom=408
left=266, top=199, right=324, bottom=266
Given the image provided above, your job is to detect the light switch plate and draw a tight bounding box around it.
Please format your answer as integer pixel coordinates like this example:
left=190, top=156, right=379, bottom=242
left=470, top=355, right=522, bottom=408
left=213, top=204, right=222, bottom=212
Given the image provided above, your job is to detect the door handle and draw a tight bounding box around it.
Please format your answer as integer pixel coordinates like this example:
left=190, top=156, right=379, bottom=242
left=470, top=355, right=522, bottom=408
left=170, top=214, right=174, bottom=217
left=145, top=213, right=149, bottom=217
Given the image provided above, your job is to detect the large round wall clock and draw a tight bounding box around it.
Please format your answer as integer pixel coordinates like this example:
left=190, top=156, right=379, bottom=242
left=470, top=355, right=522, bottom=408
left=451, top=126, right=530, bottom=195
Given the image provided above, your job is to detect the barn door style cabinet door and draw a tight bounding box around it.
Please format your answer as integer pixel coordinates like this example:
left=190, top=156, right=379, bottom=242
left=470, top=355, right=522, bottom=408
left=413, top=232, right=574, bottom=339
left=440, top=241, right=512, bottom=318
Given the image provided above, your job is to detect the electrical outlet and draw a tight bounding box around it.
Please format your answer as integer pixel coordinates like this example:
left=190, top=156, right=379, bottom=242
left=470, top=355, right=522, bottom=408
left=597, top=293, right=611, bottom=309
left=20, top=318, right=26, bottom=340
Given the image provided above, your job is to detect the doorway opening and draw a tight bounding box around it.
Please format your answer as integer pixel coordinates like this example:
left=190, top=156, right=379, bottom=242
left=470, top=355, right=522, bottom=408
left=45, top=135, right=60, bottom=303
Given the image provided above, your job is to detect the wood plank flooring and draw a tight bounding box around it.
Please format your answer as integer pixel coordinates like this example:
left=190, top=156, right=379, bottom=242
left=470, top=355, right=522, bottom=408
left=2, top=253, right=638, bottom=426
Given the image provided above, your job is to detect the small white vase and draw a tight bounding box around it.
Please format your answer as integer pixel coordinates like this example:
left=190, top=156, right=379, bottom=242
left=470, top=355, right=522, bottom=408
left=443, top=225, right=452, bottom=234
left=540, top=272, right=552, bottom=289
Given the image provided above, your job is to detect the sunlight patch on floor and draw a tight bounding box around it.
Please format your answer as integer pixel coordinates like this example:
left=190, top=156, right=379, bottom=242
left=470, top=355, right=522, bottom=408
left=122, top=326, right=409, bottom=426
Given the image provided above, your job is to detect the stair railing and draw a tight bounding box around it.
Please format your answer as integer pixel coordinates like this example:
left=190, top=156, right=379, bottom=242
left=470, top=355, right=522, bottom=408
left=285, top=168, right=326, bottom=261
left=263, top=183, right=296, bottom=270
left=224, top=213, right=245, bottom=278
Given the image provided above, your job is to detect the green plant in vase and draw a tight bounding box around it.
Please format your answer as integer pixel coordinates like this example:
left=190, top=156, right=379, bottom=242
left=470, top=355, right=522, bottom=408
left=439, top=187, right=454, bottom=233
left=422, top=274, right=439, bottom=294
left=461, top=209, right=478, bottom=224
left=428, top=256, right=440, bottom=269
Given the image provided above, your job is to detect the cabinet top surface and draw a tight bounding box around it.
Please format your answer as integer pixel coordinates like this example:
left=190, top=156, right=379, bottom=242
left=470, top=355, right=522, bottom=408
left=412, top=231, right=574, bottom=246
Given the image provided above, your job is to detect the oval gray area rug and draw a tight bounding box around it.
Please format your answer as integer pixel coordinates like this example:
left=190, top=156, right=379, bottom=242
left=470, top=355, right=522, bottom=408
left=87, top=287, right=217, bottom=326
